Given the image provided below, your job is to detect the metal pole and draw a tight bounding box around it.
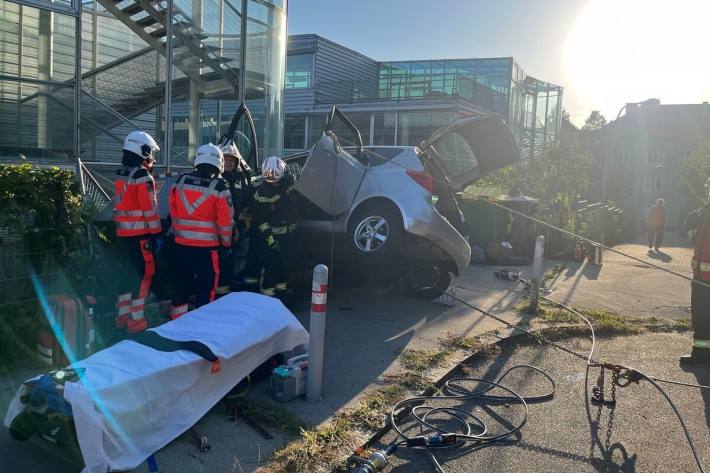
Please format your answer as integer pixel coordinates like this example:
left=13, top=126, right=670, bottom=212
left=239, top=0, right=247, bottom=104
left=307, top=264, right=328, bottom=402
left=74, top=6, right=83, bottom=193
left=529, top=235, right=545, bottom=312
left=164, top=0, right=174, bottom=173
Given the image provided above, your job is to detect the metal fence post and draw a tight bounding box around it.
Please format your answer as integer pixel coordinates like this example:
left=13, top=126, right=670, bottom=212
left=529, top=235, right=545, bottom=312
left=307, top=264, right=328, bottom=402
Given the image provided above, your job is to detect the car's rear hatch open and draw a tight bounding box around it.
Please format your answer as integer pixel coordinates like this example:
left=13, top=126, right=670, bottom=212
left=420, top=114, right=520, bottom=192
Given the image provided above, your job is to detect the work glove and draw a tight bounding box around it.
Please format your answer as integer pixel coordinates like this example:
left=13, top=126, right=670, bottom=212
left=151, top=236, right=164, bottom=253
left=219, top=246, right=233, bottom=258
left=265, top=234, right=279, bottom=251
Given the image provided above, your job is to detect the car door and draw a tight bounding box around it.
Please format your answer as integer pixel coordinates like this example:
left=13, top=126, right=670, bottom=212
left=220, top=102, right=259, bottom=170
left=419, top=114, right=520, bottom=192
left=294, top=106, right=368, bottom=216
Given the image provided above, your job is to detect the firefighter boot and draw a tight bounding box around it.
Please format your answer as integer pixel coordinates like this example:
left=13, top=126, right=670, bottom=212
left=126, top=298, right=148, bottom=333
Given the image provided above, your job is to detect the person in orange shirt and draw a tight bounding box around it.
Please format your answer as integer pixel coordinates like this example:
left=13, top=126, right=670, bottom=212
left=647, top=198, right=666, bottom=252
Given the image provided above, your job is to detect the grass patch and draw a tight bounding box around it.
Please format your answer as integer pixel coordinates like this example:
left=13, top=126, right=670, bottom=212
left=399, top=348, right=451, bottom=372
left=439, top=332, right=480, bottom=351
left=261, top=414, right=364, bottom=473
left=673, top=317, right=692, bottom=332
left=382, top=372, right=435, bottom=392
left=542, top=264, right=565, bottom=286
left=258, top=370, right=435, bottom=472
left=528, top=301, right=692, bottom=337
left=234, top=398, right=306, bottom=436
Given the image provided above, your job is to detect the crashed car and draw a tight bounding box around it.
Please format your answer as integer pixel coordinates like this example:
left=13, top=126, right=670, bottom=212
left=287, top=107, right=520, bottom=299
left=94, top=104, right=519, bottom=300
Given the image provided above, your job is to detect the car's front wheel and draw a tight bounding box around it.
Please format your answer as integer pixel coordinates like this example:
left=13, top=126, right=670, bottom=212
left=404, top=262, right=452, bottom=300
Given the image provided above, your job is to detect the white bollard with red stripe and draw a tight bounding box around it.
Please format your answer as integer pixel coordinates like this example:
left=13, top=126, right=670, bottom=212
left=307, top=264, right=328, bottom=402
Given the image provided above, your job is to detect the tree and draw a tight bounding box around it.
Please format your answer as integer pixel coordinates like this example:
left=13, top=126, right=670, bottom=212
left=582, top=110, right=607, bottom=131
left=680, top=144, right=710, bottom=207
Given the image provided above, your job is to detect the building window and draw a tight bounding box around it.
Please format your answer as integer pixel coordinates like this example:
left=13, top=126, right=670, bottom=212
left=648, top=150, right=664, bottom=165
left=329, top=112, right=371, bottom=147
left=645, top=176, right=663, bottom=191
left=396, top=111, right=453, bottom=146
left=284, top=115, right=306, bottom=150
left=307, top=115, right=327, bottom=147
left=373, top=112, right=396, bottom=145
left=286, top=54, right=312, bottom=89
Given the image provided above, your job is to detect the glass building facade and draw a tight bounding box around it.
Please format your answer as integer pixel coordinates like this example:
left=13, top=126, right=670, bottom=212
left=0, top=0, right=287, bottom=170
left=283, top=35, right=563, bottom=159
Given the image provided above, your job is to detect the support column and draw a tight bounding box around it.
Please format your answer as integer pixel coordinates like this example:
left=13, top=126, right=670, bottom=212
left=187, top=0, right=203, bottom=158
left=188, top=83, right=200, bottom=159
left=37, top=9, right=53, bottom=149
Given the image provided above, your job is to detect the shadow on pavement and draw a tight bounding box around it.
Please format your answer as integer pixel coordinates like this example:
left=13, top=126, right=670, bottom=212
left=647, top=250, right=673, bottom=262
left=687, top=365, right=710, bottom=439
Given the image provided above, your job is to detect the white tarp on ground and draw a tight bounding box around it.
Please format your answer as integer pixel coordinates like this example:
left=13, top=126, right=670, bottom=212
left=4, top=292, right=309, bottom=473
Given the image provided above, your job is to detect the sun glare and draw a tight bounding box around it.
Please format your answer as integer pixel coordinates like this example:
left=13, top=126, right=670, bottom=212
left=565, top=0, right=710, bottom=118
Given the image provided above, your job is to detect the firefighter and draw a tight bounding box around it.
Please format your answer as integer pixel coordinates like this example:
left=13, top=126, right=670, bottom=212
left=682, top=177, right=710, bottom=365
left=243, top=156, right=298, bottom=297
left=215, top=141, right=253, bottom=296
left=114, top=131, right=162, bottom=333
left=168, top=144, right=234, bottom=319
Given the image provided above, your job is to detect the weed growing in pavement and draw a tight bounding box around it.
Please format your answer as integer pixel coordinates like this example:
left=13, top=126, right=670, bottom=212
left=233, top=398, right=306, bottom=436
left=257, top=377, right=427, bottom=473
left=542, top=264, right=565, bottom=286
left=672, top=317, right=692, bottom=331
left=382, top=372, right=435, bottom=392
left=439, top=332, right=481, bottom=351
left=399, top=348, right=451, bottom=372
left=528, top=301, right=692, bottom=336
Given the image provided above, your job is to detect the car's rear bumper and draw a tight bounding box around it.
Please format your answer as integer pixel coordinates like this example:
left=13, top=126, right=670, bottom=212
left=402, top=204, right=471, bottom=275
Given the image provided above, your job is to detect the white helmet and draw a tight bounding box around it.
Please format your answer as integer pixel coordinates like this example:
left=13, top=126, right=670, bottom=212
left=123, top=131, right=159, bottom=158
left=262, top=156, right=286, bottom=182
left=195, top=143, right=224, bottom=174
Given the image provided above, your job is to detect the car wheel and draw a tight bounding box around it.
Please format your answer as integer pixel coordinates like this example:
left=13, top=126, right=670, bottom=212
left=404, top=263, right=451, bottom=300
left=348, top=203, right=403, bottom=264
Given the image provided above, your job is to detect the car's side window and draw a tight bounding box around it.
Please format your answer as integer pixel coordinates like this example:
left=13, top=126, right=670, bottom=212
left=434, top=132, right=479, bottom=178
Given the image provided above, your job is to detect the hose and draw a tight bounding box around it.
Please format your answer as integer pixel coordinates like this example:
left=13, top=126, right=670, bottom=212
left=389, top=365, right=556, bottom=473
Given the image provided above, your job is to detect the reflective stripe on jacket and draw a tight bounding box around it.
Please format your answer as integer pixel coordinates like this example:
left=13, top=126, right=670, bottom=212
left=114, top=166, right=161, bottom=237
left=252, top=175, right=298, bottom=237
left=169, top=173, right=234, bottom=248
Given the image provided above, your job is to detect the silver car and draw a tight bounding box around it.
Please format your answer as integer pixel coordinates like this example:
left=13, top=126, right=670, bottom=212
left=287, top=107, right=520, bottom=298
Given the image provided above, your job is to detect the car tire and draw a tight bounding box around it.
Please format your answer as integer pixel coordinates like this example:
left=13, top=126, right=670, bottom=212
left=404, top=263, right=452, bottom=300
left=347, top=203, right=403, bottom=265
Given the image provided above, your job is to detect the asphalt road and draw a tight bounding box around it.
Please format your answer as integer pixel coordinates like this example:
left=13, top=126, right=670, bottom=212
left=375, top=331, right=710, bottom=473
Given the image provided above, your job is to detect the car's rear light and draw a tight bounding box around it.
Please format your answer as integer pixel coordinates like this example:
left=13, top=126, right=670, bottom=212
left=406, top=169, right=433, bottom=193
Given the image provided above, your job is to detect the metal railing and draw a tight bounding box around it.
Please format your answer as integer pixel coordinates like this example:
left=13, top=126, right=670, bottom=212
left=79, top=161, right=111, bottom=212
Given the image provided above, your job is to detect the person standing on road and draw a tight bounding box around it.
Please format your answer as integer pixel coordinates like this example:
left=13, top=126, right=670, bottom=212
left=682, top=178, right=710, bottom=365
left=114, top=131, right=162, bottom=333
left=242, top=156, right=299, bottom=297
left=168, top=144, right=234, bottom=319
left=215, top=141, right=252, bottom=296
left=647, top=198, right=666, bottom=252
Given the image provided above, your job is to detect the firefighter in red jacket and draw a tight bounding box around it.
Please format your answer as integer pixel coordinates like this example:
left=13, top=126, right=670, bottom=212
left=114, top=131, right=162, bottom=333
left=168, top=144, right=234, bottom=319
left=682, top=177, right=710, bottom=365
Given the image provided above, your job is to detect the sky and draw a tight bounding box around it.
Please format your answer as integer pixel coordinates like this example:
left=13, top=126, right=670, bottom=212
left=287, top=0, right=710, bottom=127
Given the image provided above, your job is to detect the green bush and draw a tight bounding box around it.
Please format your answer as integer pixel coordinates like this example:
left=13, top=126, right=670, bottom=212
left=0, top=164, right=94, bottom=369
